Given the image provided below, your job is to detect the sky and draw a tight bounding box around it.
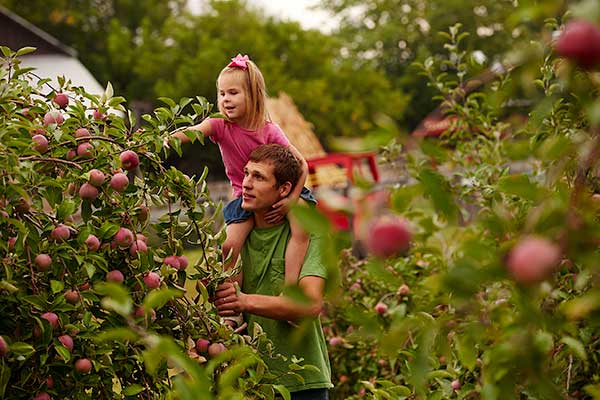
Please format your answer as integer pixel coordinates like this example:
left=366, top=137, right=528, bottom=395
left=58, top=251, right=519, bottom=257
left=188, top=0, right=337, bottom=32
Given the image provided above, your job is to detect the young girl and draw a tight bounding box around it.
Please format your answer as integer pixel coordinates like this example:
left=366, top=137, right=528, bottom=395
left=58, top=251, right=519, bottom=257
left=169, top=53, right=315, bottom=296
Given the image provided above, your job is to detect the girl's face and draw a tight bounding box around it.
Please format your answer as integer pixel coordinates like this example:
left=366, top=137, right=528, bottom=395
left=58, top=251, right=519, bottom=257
left=217, top=72, right=248, bottom=126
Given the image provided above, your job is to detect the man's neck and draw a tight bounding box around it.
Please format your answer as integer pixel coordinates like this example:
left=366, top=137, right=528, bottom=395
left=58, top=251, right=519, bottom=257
left=253, top=210, right=284, bottom=229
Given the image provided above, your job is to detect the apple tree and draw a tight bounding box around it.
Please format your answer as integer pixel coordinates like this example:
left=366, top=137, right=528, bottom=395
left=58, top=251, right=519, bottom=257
left=0, top=46, right=307, bottom=400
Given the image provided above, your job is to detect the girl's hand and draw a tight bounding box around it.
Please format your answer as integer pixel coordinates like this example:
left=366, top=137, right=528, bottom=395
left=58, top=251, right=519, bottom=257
left=265, top=197, right=291, bottom=224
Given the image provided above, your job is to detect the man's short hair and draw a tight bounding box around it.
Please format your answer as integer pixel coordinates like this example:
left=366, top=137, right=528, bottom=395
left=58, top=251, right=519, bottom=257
left=248, top=144, right=301, bottom=188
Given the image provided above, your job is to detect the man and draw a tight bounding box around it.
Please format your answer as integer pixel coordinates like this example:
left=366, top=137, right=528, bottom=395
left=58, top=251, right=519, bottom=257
left=214, top=144, right=332, bottom=399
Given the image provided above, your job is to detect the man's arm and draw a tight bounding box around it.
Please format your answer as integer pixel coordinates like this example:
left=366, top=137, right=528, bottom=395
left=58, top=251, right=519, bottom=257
left=214, top=276, right=325, bottom=321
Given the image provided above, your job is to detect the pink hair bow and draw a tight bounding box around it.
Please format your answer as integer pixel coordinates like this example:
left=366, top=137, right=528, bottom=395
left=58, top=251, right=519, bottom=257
left=228, top=54, right=250, bottom=70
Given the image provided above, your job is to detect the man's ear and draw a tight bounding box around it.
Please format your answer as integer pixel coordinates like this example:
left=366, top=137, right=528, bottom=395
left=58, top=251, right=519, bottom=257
left=277, top=182, right=293, bottom=198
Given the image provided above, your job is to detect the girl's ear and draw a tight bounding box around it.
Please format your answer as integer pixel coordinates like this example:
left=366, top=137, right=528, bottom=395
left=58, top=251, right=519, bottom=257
left=278, top=182, right=292, bottom=198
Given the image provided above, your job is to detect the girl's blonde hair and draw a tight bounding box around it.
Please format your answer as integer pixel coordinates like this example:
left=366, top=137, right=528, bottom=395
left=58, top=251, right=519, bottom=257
left=217, top=58, right=269, bottom=131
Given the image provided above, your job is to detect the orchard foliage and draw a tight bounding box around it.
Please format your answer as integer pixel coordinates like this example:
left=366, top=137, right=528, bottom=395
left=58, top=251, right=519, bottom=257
left=0, top=47, right=307, bottom=399
left=318, top=8, right=600, bottom=400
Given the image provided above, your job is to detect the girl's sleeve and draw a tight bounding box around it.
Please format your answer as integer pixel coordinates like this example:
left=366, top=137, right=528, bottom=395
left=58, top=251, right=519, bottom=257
left=209, top=118, right=225, bottom=143
left=268, top=124, right=290, bottom=147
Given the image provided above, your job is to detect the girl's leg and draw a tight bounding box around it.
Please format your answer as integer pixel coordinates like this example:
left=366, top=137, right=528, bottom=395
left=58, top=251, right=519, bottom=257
left=285, top=199, right=310, bottom=286
left=222, top=218, right=255, bottom=283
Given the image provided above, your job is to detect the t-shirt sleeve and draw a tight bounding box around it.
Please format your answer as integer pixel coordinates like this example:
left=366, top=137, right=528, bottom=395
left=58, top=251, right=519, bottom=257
left=209, top=118, right=225, bottom=143
left=267, top=123, right=290, bottom=147
left=299, top=234, right=328, bottom=280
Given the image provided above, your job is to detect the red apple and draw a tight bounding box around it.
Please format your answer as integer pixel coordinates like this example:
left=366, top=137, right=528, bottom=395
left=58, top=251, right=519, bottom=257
left=163, top=255, right=181, bottom=270
left=397, top=284, right=410, bottom=296
left=43, top=111, right=64, bottom=126
left=77, top=142, right=94, bottom=159
left=50, top=224, right=70, bottom=242
left=41, top=312, right=59, bottom=329
left=143, top=272, right=160, bottom=289
left=66, top=149, right=77, bottom=160
left=85, top=234, right=101, bottom=251
left=0, top=336, right=8, bottom=357
left=119, top=150, right=139, bottom=170
left=129, top=239, right=148, bottom=256
left=74, top=127, right=91, bottom=138
left=375, top=302, right=388, bottom=314
left=134, top=306, right=156, bottom=322
left=33, top=393, right=51, bottom=400
left=7, top=237, right=16, bottom=251
left=88, top=169, right=105, bottom=186
left=106, top=270, right=124, bottom=283
left=556, top=19, right=600, bottom=69
left=177, top=255, right=189, bottom=270
left=207, top=342, right=226, bottom=357
left=365, top=215, right=411, bottom=259
left=506, top=236, right=561, bottom=284
left=451, top=379, right=461, bottom=391
left=79, top=183, right=98, bottom=200
left=52, top=93, right=69, bottom=109
left=114, top=227, right=134, bottom=248
left=196, top=338, right=210, bottom=353
left=75, top=358, right=92, bottom=374
left=34, top=254, right=52, bottom=271
left=92, top=109, right=105, bottom=121
left=32, top=134, right=49, bottom=153
left=58, top=334, right=74, bottom=352
left=64, top=290, right=80, bottom=305
left=46, top=375, right=54, bottom=389
left=110, top=172, right=129, bottom=192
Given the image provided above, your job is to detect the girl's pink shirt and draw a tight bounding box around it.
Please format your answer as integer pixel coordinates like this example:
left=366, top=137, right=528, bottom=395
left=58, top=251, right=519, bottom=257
left=209, top=118, right=290, bottom=197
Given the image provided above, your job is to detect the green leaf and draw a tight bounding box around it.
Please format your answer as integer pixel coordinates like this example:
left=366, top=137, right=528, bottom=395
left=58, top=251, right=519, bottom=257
left=0, top=361, right=9, bottom=397
left=56, top=199, right=78, bottom=221
left=123, top=384, right=145, bottom=396
left=55, top=344, right=71, bottom=362
left=95, top=328, right=139, bottom=342
left=9, top=342, right=35, bottom=356
left=455, top=336, right=477, bottom=370
left=272, top=385, right=291, bottom=400
left=50, top=280, right=64, bottom=294
left=418, top=168, right=458, bottom=222
left=143, top=288, right=184, bottom=311
left=98, top=222, right=120, bottom=240
left=291, top=205, right=332, bottom=234
left=497, top=174, right=542, bottom=202
left=16, top=47, right=36, bottom=56
left=560, top=336, right=587, bottom=361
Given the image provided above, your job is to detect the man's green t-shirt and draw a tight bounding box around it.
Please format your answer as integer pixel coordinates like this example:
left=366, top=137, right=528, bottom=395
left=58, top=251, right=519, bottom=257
left=241, top=222, right=333, bottom=392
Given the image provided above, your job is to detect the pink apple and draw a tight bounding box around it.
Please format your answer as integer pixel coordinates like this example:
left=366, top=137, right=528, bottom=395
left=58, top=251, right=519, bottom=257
left=32, top=134, right=49, bottom=153
left=75, top=358, right=92, bottom=374
left=177, top=255, right=189, bottom=270
left=92, top=109, right=105, bottom=121
left=196, top=338, right=210, bottom=353
left=41, top=312, right=59, bottom=329
left=43, top=111, right=64, bottom=126
left=110, top=172, right=129, bottom=192
left=66, top=149, right=77, bottom=160
left=74, top=127, right=91, bottom=138
left=58, top=334, right=74, bottom=352
left=163, top=255, right=181, bottom=270
left=397, top=284, right=410, bottom=296
left=64, top=290, right=80, bottom=305
left=85, top=234, right=100, bottom=251
left=451, top=380, right=461, bottom=391
left=79, top=183, right=98, bottom=200
left=106, top=270, right=124, bottom=283
left=52, top=93, right=69, bottom=109
left=506, top=236, right=561, bottom=284
left=50, top=224, right=70, bottom=242
left=365, top=215, right=411, bottom=259
left=34, top=254, right=52, bottom=271
left=129, top=239, right=148, bottom=256
left=375, top=302, right=388, bottom=314
left=33, top=392, right=51, bottom=400
left=556, top=19, right=600, bottom=69
left=88, top=169, right=105, bottom=186
left=329, top=336, right=343, bottom=347
left=143, top=272, right=160, bottom=289
left=207, top=342, right=226, bottom=357
left=114, top=227, right=134, bottom=249
left=119, top=150, right=139, bottom=170
left=0, top=336, right=8, bottom=357
left=77, top=142, right=94, bottom=159
left=46, top=375, right=54, bottom=389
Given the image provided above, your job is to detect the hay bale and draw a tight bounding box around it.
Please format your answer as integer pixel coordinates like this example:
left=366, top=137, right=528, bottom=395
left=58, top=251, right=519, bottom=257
left=266, top=92, right=326, bottom=159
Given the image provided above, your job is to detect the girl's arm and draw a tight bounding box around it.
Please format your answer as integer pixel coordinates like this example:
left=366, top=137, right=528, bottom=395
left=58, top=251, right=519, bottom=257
left=169, top=118, right=213, bottom=145
left=287, top=144, right=309, bottom=200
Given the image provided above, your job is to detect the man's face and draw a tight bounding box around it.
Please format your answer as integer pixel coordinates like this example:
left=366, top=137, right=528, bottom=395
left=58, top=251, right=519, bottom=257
left=241, top=161, right=283, bottom=212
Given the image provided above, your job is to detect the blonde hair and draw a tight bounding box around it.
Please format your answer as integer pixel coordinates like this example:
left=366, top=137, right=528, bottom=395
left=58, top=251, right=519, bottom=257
left=217, top=58, right=269, bottom=131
